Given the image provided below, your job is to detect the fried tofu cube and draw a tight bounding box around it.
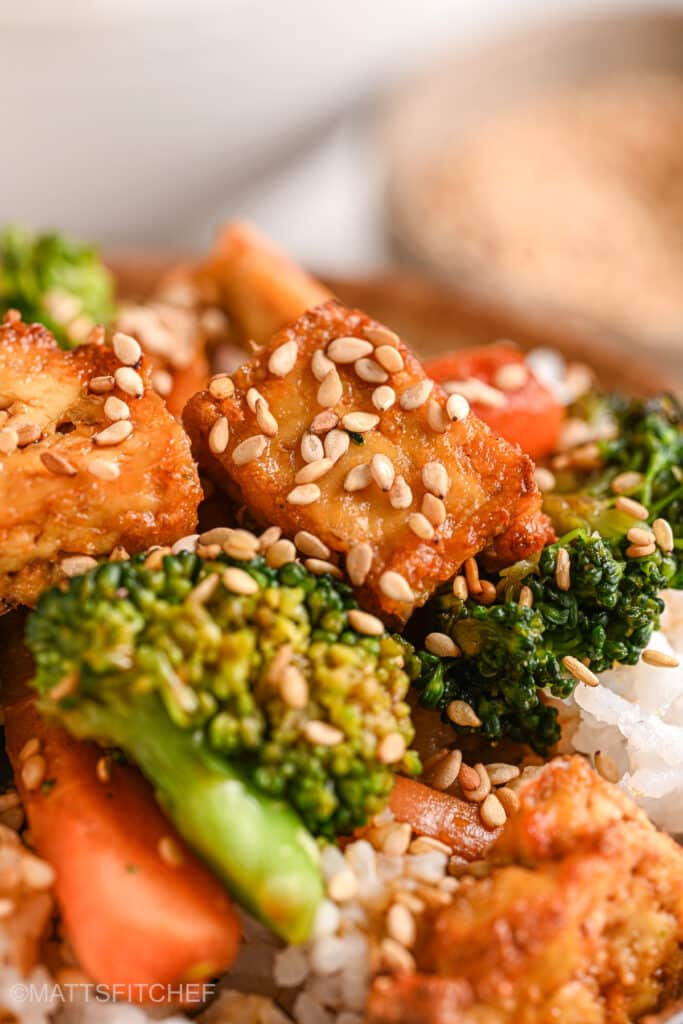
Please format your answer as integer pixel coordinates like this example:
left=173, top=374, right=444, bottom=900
left=0, top=316, right=202, bottom=611
left=184, top=301, right=542, bottom=619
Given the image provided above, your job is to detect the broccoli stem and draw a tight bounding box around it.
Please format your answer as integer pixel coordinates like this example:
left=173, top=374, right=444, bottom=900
left=53, top=693, right=323, bottom=944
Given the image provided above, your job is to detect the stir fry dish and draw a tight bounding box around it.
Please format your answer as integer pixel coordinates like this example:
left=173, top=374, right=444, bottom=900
left=0, top=221, right=682, bottom=1024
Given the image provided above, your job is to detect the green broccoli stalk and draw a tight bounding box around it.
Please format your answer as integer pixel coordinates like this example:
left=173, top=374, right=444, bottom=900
left=0, top=224, right=115, bottom=347
left=26, top=551, right=419, bottom=942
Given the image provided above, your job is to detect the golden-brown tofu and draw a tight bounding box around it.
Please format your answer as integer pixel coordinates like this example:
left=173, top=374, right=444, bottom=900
left=0, top=315, right=202, bottom=611
left=184, top=301, right=542, bottom=619
left=368, top=757, right=683, bottom=1024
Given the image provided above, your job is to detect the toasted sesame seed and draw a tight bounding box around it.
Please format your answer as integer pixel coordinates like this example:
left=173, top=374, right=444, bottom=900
left=222, top=536, right=256, bottom=561
left=389, top=475, right=413, bottom=510
left=567, top=442, right=603, bottom=470
left=87, top=456, right=120, bottom=484
left=355, top=357, right=388, bottom=384
left=295, top=457, right=334, bottom=484
left=295, top=531, right=331, bottom=560
left=255, top=399, right=278, bottom=437
left=422, top=493, right=447, bottom=526
left=310, top=410, right=339, bottom=434
left=222, top=566, right=259, bottom=595
left=518, top=585, right=534, bottom=608
left=364, top=325, right=400, bottom=347
left=200, top=527, right=233, bottom=546
left=370, top=453, right=395, bottom=491
left=258, top=525, right=282, bottom=551
left=233, top=434, right=267, bottom=465
left=642, top=649, right=680, bottom=668
left=425, top=632, right=460, bottom=657
left=104, top=396, right=131, bottom=422
left=266, top=539, right=297, bottom=568
left=375, top=345, right=404, bottom=373
left=109, top=545, right=130, bottom=561
left=378, top=732, right=406, bottom=765
left=209, top=374, right=235, bottom=400
left=458, top=763, right=481, bottom=790
left=89, top=375, right=115, bottom=394
left=461, top=764, right=491, bottom=803
left=422, top=461, right=449, bottom=498
left=112, top=331, right=142, bottom=366
left=0, top=791, right=20, bottom=813
left=378, top=823, right=412, bottom=857
left=341, top=411, right=379, bottom=432
left=615, top=495, right=649, bottom=520
left=324, top=428, right=350, bottom=463
left=0, top=426, right=19, bottom=454
left=443, top=378, right=506, bottom=408
left=287, top=483, right=321, bottom=506
left=534, top=467, right=556, bottom=492
left=555, top=547, right=571, bottom=591
left=304, top=721, right=344, bottom=747
left=207, top=416, right=229, bottom=455
left=245, top=387, right=265, bottom=414
left=280, top=665, right=309, bottom=709
left=311, top=348, right=334, bottom=381
left=327, top=336, right=373, bottom=363
left=426, top=399, right=449, bottom=433
left=496, top=786, right=520, bottom=816
left=400, top=380, right=433, bottom=411
left=96, top=756, right=111, bottom=784
left=114, top=366, right=144, bottom=398
left=562, top=655, right=599, bottom=687
left=328, top=867, right=358, bottom=902
left=346, top=542, right=373, bottom=586
left=626, top=542, right=656, bottom=558
left=304, top=558, right=342, bottom=578
left=301, top=432, right=325, bottom=463
left=317, top=368, right=343, bottom=408
left=268, top=340, right=298, bottom=377
left=20, top=737, right=41, bottom=761
left=410, top=835, right=452, bottom=856
left=49, top=674, right=77, bottom=701
left=447, top=700, right=482, bottom=728
left=408, top=513, right=436, bottom=541
left=40, top=450, right=77, bottom=477
left=464, top=557, right=482, bottom=595
left=475, top=579, right=498, bottom=606
left=428, top=749, right=463, bottom=791
left=68, top=315, right=95, bottom=344
left=197, top=542, right=221, bottom=560
left=380, top=938, right=415, bottom=974
left=611, top=471, right=643, bottom=495
left=15, top=422, right=42, bottom=447
left=348, top=608, right=384, bottom=635
left=493, top=363, right=528, bottom=391
left=452, top=575, right=468, bottom=600
left=171, top=534, right=199, bottom=555
left=267, top=644, right=293, bottom=686
left=344, top=463, right=371, bottom=492
left=595, top=750, right=620, bottom=784
left=386, top=903, right=416, bottom=948
left=653, top=518, right=675, bottom=553
left=485, top=763, right=520, bottom=786
left=627, top=526, right=654, bottom=546
left=22, top=856, right=55, bottom=890
left=480, top=792, right=507, bottom=829
left=143, top=547, right=171, bottom=570
left=446, top=393, right=470, bottom=422
left=189, top=574, right=219, bottom=605
left=379, top=571, right=414, bottom=603
left=61, top=555, right=98, bottom=577
left=22, top=755, right=46, bottom=791
left=158, top=835, right=185, bottom=867
left=372, top=385, right=396, bottom=412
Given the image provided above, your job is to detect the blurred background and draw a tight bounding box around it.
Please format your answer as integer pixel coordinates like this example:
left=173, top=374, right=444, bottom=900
left=2, top=0, right=683, bottom=359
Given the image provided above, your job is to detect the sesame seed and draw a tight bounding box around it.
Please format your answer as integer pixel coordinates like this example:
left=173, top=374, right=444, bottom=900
left=96, top=756, right=111, bottom=784
left=311, top=348, right=335, bottom=381
left=458, top=763, right=481, bottom=790
left=152, top=369, right=173, bottom=397
left=301, top=432, right=325, bottom=463
left=49, top=674, right=77, bottom=701
left=496, top=786, right=520, bottom=816
left=255, top=399, right=278, bottom=437
left=379, top=823, right=412, bottom=857
left=642, top=649, right=679, bottom=668
left=464, top=557, right=482, bottom=595
left=355, top=358, right=388, bottom=384
left=626, top=542, right=656, bottom=558
left=327, top=867, right=358, bottom=902
left=653, top=518, right=674, bottom=553
left=344, top=463, right=371, bottom=492
left=19, top=738, right=40, bottom=761
left=461, top=764, right=491, bottom=803
left=386, top=903, right=416, bottom=949
left=348, top=608, right=384, bottom=635
left=172, top=534, right=199, bottom=555
left=287, top=483, right=321, bottom=505
left=378, top=732, right=406, bottom=765
left=144, top=547, right=171, bottom=570
left=363, top=325, right=400, bottom=347
left=400, top=380, right=433, bottom=411
left=555, top=547, right=571, bottom=591
left=370, top=453, right=395, bottom=492
left=304, top=721, right=345, bottom=747
left=452, top=575, right=468, bottom=600
left=266, top=538, right=297, bottom=568
left=446, top=393, right=470, bottom=422
left=258, top=525, right=282, bottom=551
left=427, top=749, right=463, bottom=791
left=109, top=545, right=130, bottom=561
left=21, top=857, right=55, bottom=890
left=104, top=396, right=131, bottom=422
left=21, top=755, right=46, bottom=791
left=310, top=411, right=339, bottom=434
left=534, top=467, right=556, bottom=492
left=611, top=471, right=643, bottom=495
left=68, top=315, right=95, bottom=344
left=15, top=422, right=42, bottom=447
left=114, top=366, right=144, bottom=397
left=222, top=566, right=259, bottom=595
left=40, top=450, right=77, bottom=477
left=223, top=531, right=260, bottom=561
left=493, top=363, right=528, bottom=391
left=317, top=369, right=343, bottom=408
left=189, top=574, right=219, bottom=605
left=0, top=424, right=19, bottom=455
left=484, top=763, right=520, bottom=785
left=112, top=331, right=142, bottom=366
left=447, top=700, right=482, bottom=728
left=426, top=399, right=449, bottom=433
left=280, top=665, right=309, bottom=709
left=295, top=531, right=331, bottom=560
left=379, top=571, right=414, bottom=604
left=324, top=428, right=350, bottom=463
left=246, top=387, right=266, bottom=413
left=562, top=655, right=599, bottom=687
left=197, top=542, right=221, bottom=560
left=518, top=585, right=534, bottom=608
left=372, top=385, right=396, bottom=412
left=480, top=792, right=507, bottom=829
left=341, top=411, right=379, bottom=433
left=375, top=346, right=404, bottom=373
left=295, top=457, right=334, bottom=484
left=158, top=835, right=185, bottom=867
left=0, top=791, right=20, bottom=813
left=380, top=938, right=415, bottom=974
left=209, top=374, right=235, bottom=400
left=268, top=340, right=298, bottom=377
left=200, top=527, right=232, bottom=545
left=422, top=493, right=446, bottom=526
left=61, top=555, right=98, bottom=577
left=304, top=558, right=342, bottom=578
left=346, top=542, right=373, bottom=586
left=87, top=325, right=106, bottom=345
left=475, top=580, right=498, bottom=606
left=408, top=513, right=436, bottom=541
left=615, top=495, right=649, bottom=520
left=89, top=375, right=115, bottom=394
left=443, top=378, right=506, bottom=408
left=207, top=416, right=230, bottom=455
left=422, top=461, right=450, bottom=498
left=389, top=475, right=413, bottom=510
left=233, top=434, right=267, bottom=465
left=627, top=526, right=654, bottom=546
left=409, top=836, right=452, bottom=856
left=595, top=750, right=620, bottom=784
left=425, top=632, right=460, bottom=657
left=327, top=336, right=373, bottom=363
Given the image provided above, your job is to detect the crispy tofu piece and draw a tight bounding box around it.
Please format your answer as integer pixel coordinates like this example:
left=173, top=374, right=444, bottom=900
left=368, top=757, right=683, bottom=1024
left=184, top=301, right=542, bottom=619
left=0, top=316, right=202, bottom=611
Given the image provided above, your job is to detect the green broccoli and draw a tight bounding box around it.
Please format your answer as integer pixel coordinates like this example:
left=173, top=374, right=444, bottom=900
left=25, top=550, right=419, bottom=942
left=0, top=224, right=115, bottom=347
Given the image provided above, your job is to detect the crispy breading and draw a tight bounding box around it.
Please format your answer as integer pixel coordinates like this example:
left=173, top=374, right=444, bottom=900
left=368, top=757, right=683, bottom=1024
left=0, top=317, right=202, bottom=611
left=184, top=301, right=543, bottom=619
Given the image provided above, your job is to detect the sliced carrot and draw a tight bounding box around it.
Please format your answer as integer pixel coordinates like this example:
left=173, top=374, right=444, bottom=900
left=4, top=694, right=240, bottom=1003
left=389, top=776, right=501, bottom=859
left=425, top=344, right=564, bottom=459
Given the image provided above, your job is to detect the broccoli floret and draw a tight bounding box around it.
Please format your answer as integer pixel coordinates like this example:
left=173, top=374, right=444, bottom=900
left=26, top=551, right=419, bottom=942
left=0, top=224, right=115, bottom=347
